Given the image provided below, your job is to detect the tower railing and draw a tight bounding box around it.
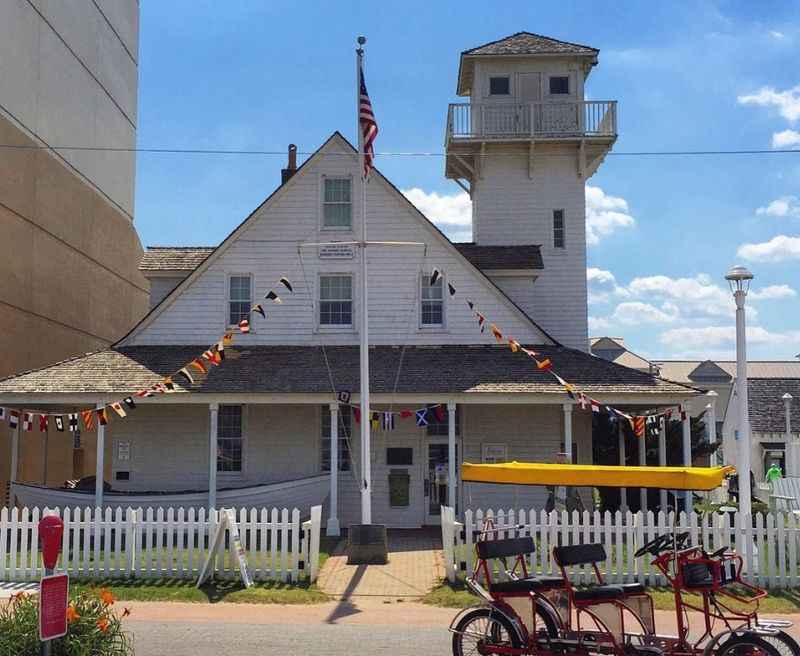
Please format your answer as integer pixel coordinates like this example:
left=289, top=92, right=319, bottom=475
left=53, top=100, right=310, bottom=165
left=446, top=100, right=617, bottom=142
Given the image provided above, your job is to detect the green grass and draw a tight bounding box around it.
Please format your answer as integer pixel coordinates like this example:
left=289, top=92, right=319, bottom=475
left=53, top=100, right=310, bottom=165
left=422, top=577, right=800, bottom=614
left=60, top=535, right=341, bottom=605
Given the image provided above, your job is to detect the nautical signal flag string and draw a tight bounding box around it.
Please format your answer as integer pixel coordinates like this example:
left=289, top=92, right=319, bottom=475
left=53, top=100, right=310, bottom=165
left=0, top=276, right=295, bottom=435
left=335, top=398, right=452, bottom=429
left=429, top=269, right=688, bottom=437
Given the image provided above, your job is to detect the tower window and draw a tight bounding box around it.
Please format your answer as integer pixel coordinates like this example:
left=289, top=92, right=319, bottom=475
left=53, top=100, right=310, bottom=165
left=553, top=210, right=565, bottom=249
left=489, top=76, right=510, bottom=95
left=421, top=272, right=444, bottom=327
left=549, top=76, right=570, bottom=95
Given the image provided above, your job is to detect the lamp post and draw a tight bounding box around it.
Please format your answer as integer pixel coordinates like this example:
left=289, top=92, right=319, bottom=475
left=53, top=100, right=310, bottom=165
left=784, top=393, right=795, bottom=476
left=725, top=265, right=753, bottom=518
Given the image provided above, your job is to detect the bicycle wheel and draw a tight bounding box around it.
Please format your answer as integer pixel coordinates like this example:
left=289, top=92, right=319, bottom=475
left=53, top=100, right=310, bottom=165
left=759, top=631, right=800, bottom=656
left=716, top=634, right=783, bottom=656
left=452, top=607, right=523, bottom=656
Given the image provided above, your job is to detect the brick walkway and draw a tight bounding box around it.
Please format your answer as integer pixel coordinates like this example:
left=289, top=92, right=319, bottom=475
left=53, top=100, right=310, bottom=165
left=317, top=528, right=445, bottom=599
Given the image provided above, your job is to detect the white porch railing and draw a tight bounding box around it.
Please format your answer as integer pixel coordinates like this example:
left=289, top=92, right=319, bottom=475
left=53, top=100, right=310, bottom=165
left=446, top=101, right=617, bottom=141
left=441, top=506, right=800, bottom=588
left=0, top=505, right=322, bottom=584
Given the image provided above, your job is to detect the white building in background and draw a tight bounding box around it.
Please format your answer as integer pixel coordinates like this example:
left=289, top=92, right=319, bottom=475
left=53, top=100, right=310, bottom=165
left=0, top=33, right=695, bottom=527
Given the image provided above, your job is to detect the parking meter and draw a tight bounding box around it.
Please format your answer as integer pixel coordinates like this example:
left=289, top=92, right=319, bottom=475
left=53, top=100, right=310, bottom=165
left=39, top=515, right=64, bottom=571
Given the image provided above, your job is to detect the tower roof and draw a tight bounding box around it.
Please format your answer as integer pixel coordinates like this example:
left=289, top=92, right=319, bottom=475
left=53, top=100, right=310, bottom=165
left=457, top=31, right=599, bottom=95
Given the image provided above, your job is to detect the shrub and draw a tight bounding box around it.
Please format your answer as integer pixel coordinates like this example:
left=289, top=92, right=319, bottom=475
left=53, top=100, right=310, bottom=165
left=0, top=587, right=133, bottom=656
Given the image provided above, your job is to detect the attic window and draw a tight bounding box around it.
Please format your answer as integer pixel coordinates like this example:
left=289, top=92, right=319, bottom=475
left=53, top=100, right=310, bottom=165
left=489, top=77, right=510, bottom=95
left=549, top=76, right=570, bottom=95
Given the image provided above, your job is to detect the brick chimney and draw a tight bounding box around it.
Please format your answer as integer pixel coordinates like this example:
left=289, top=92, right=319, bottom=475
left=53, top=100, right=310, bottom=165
left=281, top=144, right=297, bottom=183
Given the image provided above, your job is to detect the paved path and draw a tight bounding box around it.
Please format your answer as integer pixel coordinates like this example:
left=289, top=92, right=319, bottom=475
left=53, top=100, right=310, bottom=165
left=317, top=529, right=445, bottom=599
left=122, top=601, right=800, bottom=656
left=0, top=581, right=38, bottom=599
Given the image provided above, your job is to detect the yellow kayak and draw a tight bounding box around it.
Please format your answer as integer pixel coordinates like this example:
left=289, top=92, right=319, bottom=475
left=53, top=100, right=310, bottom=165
left=461, top=461, right=735, bottom=491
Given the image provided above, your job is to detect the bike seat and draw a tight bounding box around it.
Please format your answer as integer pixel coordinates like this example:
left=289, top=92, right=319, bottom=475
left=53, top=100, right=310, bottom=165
left=490, top=576, right=564, bottom=594
left=573, top=584, right=625, bottom=601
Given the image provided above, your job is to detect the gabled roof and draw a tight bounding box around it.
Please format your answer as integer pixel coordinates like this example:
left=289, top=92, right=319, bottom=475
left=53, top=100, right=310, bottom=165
left=457, top=31, right=599, bottom=95
left=748, top=378, right=800, bottom=433
left=140, top=247, right=215, bottom=272
left=0, top=345, right=699, bottom=397
left=655, top=360, right=800, bottom=383
left=687, top=360, right=732, bottom=383
left=139, top=244, right=543, bottom=273
left=119, top=131, right=558, bottom=347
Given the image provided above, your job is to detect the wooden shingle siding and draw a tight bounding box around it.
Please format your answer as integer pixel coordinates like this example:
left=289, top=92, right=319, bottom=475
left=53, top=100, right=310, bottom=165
left=125, top=136, right=550, bottom=347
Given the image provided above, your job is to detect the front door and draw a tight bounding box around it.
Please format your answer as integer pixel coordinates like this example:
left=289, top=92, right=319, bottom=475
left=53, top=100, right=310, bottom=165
left=424, top=442, right=457, bottom=524
left=518, top=72, right=542, bottom=133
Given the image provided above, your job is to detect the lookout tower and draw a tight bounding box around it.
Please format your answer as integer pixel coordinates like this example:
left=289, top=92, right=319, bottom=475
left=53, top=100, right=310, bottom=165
left=445, top=32, right=617, bottom=350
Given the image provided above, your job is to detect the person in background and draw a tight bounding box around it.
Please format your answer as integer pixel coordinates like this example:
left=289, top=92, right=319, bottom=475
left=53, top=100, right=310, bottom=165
left=765, top=462, right=783, bottom=484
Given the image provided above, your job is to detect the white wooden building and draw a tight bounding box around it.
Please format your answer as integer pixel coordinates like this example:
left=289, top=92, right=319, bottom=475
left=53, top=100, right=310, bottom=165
left=0, top=33, right=697, bottom=529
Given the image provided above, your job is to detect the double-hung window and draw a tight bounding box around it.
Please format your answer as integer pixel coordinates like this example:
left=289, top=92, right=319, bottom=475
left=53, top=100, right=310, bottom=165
left=421, top=273, right=444, bottom=327
left=217, top=405, right=243, bottom=473
left=228, top=275, right=252, bottom=326
left=322, top=177, right=352, bottom=229
left=321, top=406, right=352, bottom=472
left=553, top=209, right=565, bottom=249
left=319, top=275, right=353, bottom=327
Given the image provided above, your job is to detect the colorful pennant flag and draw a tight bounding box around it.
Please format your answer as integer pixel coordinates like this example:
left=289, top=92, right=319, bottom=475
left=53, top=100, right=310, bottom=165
left=163, top=378, right=176, bottom=393
left=476, top=313, right=486, bottom=332
left=110, top=402, right=127, bottom=418
left=400, top=409, right=413, bottom=419
left=578, top=392, right=588, bottom=410
left=429, top=269, right=441, bottom=286
left=68, top=414, right=78, bottom=432
left=54, top=415, right=65, bottom=432
left=370, top=412, right=380, bottom=430
left=536, top=358, right=552, bottom=371
left=190, top=359, right=208, bottom=375
left=279, top=277, right=294, bottom=293
left=353, top=407, right=361, bottom=424
left=590, top=400, right=600, bottom=413
left=252, top=304, right=266, bottom=319
left=434, top=404, right=446, bottom=423
left=123, top=397, right=136, bottom=410
left=415, top=408, right=428, bottom=427
left=223, top=331, right=234, bottom=346
left=39, top=414, right=48, bottom=432
left=381, top=412, right=395, bottom=431
left=9, top=410, right=19, bottom=429
left=520, top=347, right=538, bottom=358
left=490, top=324, right=503, bottom=343
left=238, top=319, right=251, bottom=334
left=466, top=299, right=474, bottom=310
left=508, top=339, right=520, bottom=353
left=23, top=413, right=33, bottom=431
left=177, top=368, right=195, bottom=385
left=96, top=408, right=108, bottom=426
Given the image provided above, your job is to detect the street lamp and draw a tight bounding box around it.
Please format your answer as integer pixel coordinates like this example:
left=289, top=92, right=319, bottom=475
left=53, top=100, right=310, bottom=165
left=725, top=265, right=753, bottom=517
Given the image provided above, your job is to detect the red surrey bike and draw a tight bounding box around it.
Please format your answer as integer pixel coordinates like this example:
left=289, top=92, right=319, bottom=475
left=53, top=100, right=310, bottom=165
left=449, top=461, right=798, bottom=656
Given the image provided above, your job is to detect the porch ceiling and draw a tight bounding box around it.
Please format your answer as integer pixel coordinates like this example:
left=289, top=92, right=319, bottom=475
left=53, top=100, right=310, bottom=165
left=0, top=345, right=699, bottom=397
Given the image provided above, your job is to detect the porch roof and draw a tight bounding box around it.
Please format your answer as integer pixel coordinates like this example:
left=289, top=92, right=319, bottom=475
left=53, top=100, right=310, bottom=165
left=0, top=345, right=698, bottom=397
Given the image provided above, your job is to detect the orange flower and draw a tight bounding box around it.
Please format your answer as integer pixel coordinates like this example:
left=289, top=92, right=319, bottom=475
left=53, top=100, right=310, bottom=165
left=66, top=606, right=80, bottom=623
left=96, top=618, right=109, bottom=632
left=99, top=588, right=115, bottom=606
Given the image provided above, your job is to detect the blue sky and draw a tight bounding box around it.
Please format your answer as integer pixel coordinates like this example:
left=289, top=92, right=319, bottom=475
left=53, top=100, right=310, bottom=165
left=135, top=1, right=800, bottom=361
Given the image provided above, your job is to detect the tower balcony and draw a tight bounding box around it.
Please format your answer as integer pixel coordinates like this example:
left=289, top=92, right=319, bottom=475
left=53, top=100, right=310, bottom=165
left=445, top=100, right=617, bottom=144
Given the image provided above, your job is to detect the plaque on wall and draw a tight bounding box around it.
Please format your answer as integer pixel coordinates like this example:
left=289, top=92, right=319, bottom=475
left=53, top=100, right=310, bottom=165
left=117, top=441, right=131, bottom=461
left=318, top=244, right=355, bottom=259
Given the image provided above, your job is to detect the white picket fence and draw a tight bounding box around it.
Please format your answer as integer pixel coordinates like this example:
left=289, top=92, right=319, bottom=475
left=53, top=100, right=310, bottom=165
left=441, top=506, right=800, bottom=589
left=0, top=505, right=322, bottom=583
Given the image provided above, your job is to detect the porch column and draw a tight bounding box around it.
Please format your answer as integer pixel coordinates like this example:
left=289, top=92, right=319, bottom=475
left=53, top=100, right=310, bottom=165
left=208, top=403, right=219, bottom=509
left=638, top=422, right=647, bottom=514
left=9, top=420, right=20, bottom=483
left=447, top=401, right=457, bottom=512
left=682, top=410, right=692, bottom=511
left=618, top=423, right=627, bottom=512
left=659, top=419, right=668, bottom=512
left=95, top=403, right=105, bottom=508
left=784, top=394, right=796, bottom=476
left=326, top=402, right=340, bottom=536
left=562, top=403, right=573, bottom=461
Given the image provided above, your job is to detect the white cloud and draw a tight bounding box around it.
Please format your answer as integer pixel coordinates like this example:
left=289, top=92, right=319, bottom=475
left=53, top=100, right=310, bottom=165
left=587, top=267, right=616, bottom=285
left=660, top=325, right=800, bottom=349
left=611, top=301, right=677, bottom=325
left=738, top=86, right=800, bottom=123
left=771, top=129, right=800, bottom=148
left=588, top=316, right=612, bottom=332
left=738, top=235, right=800, bottom=262
left=625, top=273, right=735, bottom=318
left=585, top=186, right=636, bottom=246
left=770, top=30, right=786, bottom=39
left=748, top=284, right=797, bottom=300
left=756, top=196, right=800, bottom=218
left=402, top=188, right=472, bottom=242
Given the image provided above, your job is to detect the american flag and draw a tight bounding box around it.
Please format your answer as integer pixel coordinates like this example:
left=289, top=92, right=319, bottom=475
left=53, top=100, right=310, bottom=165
left=359, top=64, right=378, bottom=178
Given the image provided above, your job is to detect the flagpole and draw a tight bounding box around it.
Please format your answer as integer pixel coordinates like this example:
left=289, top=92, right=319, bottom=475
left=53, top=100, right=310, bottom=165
left=356, top=36, right=372, bottom=525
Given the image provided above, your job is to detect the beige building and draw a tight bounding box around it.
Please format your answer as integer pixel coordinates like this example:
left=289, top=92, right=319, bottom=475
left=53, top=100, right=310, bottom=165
left=0, top=1, right=148, bottom=502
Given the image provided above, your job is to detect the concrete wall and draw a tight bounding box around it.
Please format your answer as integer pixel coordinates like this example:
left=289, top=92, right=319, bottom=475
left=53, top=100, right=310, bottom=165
left=0, top=0, right=148, bottom=500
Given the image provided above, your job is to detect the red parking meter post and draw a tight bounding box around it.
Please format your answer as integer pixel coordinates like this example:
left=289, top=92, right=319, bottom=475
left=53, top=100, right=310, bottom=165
left=38, top=515, right=65, bottom=656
